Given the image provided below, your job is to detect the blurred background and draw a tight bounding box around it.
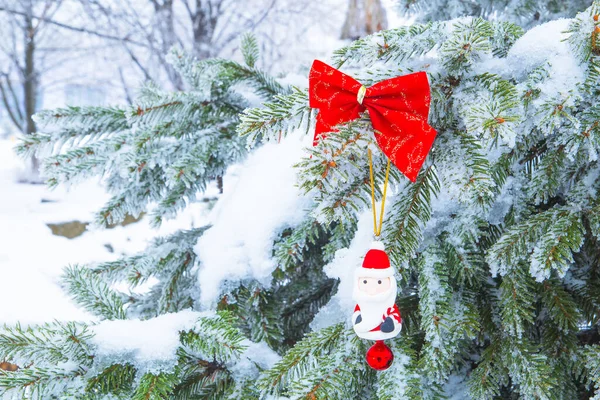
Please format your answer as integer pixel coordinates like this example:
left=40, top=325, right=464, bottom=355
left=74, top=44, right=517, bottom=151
left=0, top=0, right=400, bottom=326
left=0, top=0, right=401, bottom=138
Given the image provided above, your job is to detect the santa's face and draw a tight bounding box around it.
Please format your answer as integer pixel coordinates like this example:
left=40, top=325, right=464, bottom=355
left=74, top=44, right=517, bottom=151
left=358, top=277, right=391, bottom=295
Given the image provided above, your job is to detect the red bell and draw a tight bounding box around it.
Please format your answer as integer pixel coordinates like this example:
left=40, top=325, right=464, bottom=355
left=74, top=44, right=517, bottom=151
left=365, top=340, right=393, bottom=370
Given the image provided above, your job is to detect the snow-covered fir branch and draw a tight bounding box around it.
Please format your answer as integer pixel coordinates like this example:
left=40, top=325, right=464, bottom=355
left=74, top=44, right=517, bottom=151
left=396, top=0, right=593, bottom=29
left=3, top=2, right=600, bottom=399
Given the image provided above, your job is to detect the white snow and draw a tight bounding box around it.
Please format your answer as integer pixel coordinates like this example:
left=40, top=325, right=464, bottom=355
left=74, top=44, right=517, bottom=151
left=464, top=18, right=586, bottom=150
left=195, top=130, right=314, bottom=306
left=310, top=210, right=377, bottom=330
left=444, top=373, right=470, bottom=399
left=0, top=137, right=210, bottom=325
left=91, top=309, right=202, bottom=371
left=506, top=19, right=585, bottom=100
left=378, top=346, right=414, bottom=399
left=228, top=340, right=281, bottom=379
left=369, top=240, right=385, bottom=251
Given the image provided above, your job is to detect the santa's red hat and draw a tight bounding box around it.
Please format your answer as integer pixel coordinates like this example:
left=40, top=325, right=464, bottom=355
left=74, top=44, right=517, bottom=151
left=357, top=241, right=394, bottom=278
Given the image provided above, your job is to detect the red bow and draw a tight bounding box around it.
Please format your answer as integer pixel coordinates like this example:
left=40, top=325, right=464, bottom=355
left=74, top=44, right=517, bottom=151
left=309, top=60, right=437, bottom=182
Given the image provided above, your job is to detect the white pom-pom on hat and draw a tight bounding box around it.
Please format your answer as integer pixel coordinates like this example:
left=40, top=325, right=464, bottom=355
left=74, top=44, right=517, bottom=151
left=370, top=240, right=385, bottom=251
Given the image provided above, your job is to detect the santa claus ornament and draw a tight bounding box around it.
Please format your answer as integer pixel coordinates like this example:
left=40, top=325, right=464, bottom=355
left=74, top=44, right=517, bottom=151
left=353, top=241, right=402, bottom=370
left=308, top=60, right=436, bottom=370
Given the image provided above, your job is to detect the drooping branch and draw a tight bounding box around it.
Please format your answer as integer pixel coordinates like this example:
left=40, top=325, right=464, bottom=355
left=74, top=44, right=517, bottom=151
left=0, top=75, right=23, bottom=132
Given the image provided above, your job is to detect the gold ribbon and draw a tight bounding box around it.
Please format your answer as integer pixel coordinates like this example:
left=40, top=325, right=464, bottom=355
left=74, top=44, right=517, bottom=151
left=368, top=148, right=391, bottom=237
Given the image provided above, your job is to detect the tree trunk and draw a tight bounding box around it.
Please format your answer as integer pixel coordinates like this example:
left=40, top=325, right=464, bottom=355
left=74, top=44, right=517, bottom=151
left=23, top=0, right=41, bottom=181
left=191, top=0, right=220, bottom=60
left=24, top=12, right=36, bottom=136
left=153, top=0, right=184, bottom=89
left=341, top=0, right=388, bottom=40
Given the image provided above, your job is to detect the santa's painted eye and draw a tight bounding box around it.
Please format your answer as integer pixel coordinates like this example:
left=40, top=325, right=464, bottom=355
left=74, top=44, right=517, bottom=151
left=378, top=280, right=382, bottom=284
left=363, top=280, right=367, bottom=284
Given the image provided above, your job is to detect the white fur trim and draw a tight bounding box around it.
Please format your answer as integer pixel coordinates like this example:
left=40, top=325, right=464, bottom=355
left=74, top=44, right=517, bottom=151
left=352, top=272, right=398, bottom=332
left=354, top=322, right=402, bottom=340
left=370, top=241, right=385, bottom=251
left=355, top=266, right=394, bottom=278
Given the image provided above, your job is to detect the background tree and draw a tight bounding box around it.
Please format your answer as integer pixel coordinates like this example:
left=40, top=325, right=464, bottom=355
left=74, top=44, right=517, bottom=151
left=341, top=0, right=388, bottom=40
left=78, top=0, right=338, bottom=90
left=77, top=0, right=271, bottom=90
left=0, top=0, right=65, bottom=179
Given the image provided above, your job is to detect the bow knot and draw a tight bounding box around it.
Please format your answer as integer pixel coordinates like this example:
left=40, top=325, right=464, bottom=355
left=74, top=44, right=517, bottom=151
left=357, top=85, right=367, bottom=105
left=308, top=60, right=437, bottom=182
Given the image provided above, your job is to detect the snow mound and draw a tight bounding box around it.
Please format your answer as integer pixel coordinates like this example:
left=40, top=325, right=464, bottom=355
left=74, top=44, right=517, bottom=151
left=506, top=19, right=584, bottom=98
left=228, top=340, right=281, bottom=380
left=195, top=131, right=314, bottom=306
left=91, top=309, right=202, bottom=372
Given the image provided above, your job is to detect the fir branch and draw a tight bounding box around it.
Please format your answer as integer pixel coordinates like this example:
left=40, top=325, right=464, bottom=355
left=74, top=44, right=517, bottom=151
left=443, top=231, right=487, bottom=288
left=296, top=125, right=398, bottom=223
left=416, top=247, right=460, bottom=382
left=440, top=131, right=496, bottom=209
left=541, top=279, right=581, bottom=331
left=582, top=345, right=600, bottom=398
left=465, top=73, right=521, bottom=145
left=131, top=372, right=177, bottom=400
left=241, top=33, right=260, bottom=68
left=62, top=265, right=127, bottom=320
left=468, top=337, right=507, bottom=399
left=528, top=147, right=567, bottom=205
left=505, top=337, right=558, bottom=399
left=181, top=312, right=247, bottom=364
left=256, top=324, right=346, bottom=395
left=487, top=206, right=585, bottom=280
left=386, top=164, right=440, bottom=265
left=490, top=21, right=524, bottom=57
left=0, top=366, right=86, bottom=398
left=499, top=263, right=536, bottom=336
left=34, top=106, right=128, bottom=131
left=441, top=18, right=493, bottom=73
left=237, top=88, right=310, bottom=141
left=0, top=321, right=93, bottom=368
left=377, top=338, right=442, bottom=399
left=566, top=2, right=600, bottom=63
left=85, top=363, right=136, bottom=396
left=331, top=22, right=443, bottom=67
left=233, top=286, right=284, bottom=349
left=172, top=355, right=232, bottom=400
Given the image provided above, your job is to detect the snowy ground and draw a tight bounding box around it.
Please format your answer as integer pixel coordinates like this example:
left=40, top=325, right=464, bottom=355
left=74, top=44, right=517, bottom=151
left=0, top=137, right=209, bottom=326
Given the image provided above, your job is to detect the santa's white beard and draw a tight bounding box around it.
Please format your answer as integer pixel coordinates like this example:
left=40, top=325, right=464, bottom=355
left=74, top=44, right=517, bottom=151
left=352, top=275, right=397, bottom=331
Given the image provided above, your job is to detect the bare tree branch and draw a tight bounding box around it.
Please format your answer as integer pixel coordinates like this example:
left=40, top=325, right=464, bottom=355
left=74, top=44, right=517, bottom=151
left=31, top=0, right=55, bottom=35
left=3, top=73, right=24, bottom=122
left=0, top=13, right=25, bottom=74
left=0, top=75, right=23, bottom=132
left=118, top=67, right=134, bottom=105
left=0, top=5, right=147, bottom=46
left=122, top=44, right=153, bottom=82
left=182, top=0, right=194, bottom=20
left=214, top=0, right=277, bottom=52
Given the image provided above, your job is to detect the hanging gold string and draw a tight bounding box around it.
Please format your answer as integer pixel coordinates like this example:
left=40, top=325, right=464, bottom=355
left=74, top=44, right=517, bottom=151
left=368, top=148, right=391, bottom=237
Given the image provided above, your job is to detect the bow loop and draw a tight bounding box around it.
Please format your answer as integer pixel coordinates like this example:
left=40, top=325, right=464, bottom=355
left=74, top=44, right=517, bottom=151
left=308, top=60, right=437, bottom=182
